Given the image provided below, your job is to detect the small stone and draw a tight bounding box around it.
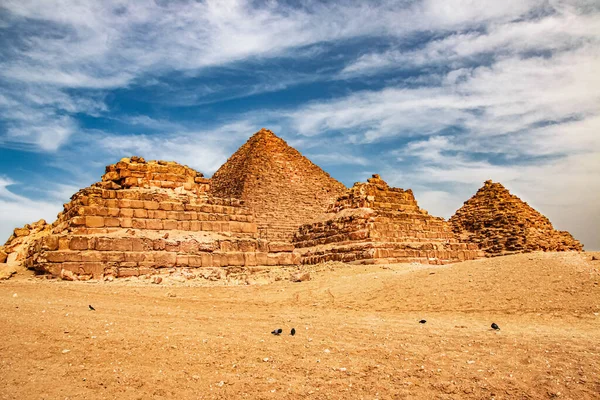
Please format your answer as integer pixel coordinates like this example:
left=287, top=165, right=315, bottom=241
left=324, top=349, right=330, bottom=353
left=263, top=358, right=269, bottom=362
left=60, top=269, right=78, bottom=281
left=62, top=349, right=70, bottom=354
left=290, top=271, right=310, bottom=282
left=12, top=293, right=17, bottom=298
left=151, top=276, right=163, bottom=284
left=14, top=227, right=31, bottom=237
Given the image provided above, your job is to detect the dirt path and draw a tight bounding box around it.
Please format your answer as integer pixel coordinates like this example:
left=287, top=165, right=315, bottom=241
left=1, top=252, right=599, bottom=399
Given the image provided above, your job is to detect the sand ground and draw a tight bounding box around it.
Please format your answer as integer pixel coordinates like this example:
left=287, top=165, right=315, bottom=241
left=1, top=252, right=599, bottom=399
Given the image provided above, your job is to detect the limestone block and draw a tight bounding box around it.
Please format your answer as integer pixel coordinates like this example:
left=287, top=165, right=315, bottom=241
left=146, top=219, right=163, bottom=230
left=133, top=209, right=148, bottom=218
left=226, top=253, right=245, bottom=266
left=269, top=242, right=294, bottom=252
left=163, top=220, right=178, bottom=230
left=85, top=216, right=104, bottom=228
left=188, top=255, right=202, bottom=267
left=132, top=219, right=146, bottom=229
left=154, top=252, right=176, bottom=267
left=104, top=217, right=120, bottom=227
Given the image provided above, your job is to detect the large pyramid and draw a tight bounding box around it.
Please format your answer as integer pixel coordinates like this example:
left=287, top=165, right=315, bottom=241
left=15, top=156, right=298, bottom=280
left=450, top=180, right=583, bottom=256
left=210, top=128, right=347, bottom=242
left=293, top=174, right=481, bottom=264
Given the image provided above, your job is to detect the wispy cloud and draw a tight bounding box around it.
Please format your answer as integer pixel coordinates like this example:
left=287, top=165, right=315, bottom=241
left=340, top=10, right=600, bottom=78
left=305, top=153, right=370, bottom=167
left=85, top=120, right=257, bottom=175
left=0, top=176, right=63, bottom=242
left=288, top=44, right=600, bottom=143
left=0, top=0, right=553, bottom=151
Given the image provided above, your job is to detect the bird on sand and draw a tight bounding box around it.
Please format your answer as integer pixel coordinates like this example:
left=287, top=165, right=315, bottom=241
left=271, top=328, right=282, bottom=335
left=88, top=305, right=96, bottom=311
left=491, top=323, right=500, bottom=330
left=419, top=320, right=427, bottom=324
left=291, top=328, right=296, bottom=336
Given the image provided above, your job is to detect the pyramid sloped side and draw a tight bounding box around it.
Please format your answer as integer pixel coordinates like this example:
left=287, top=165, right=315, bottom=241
left=210, top=129, right=347, bottom=242
left=450, top=180, right=583, bottom=255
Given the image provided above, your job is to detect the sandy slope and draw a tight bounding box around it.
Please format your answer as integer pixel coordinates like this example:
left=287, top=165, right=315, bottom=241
left=1, top=252, right=599, bottom=399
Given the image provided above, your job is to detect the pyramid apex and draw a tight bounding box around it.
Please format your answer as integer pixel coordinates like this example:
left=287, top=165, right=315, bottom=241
left=367, top=174, right=388, bottom=187
left=254, top=128, right=277, bottom=137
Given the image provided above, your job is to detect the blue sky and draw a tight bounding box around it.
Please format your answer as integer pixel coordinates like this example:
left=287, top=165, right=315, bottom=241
left=0, top=0, right=599, bottom=249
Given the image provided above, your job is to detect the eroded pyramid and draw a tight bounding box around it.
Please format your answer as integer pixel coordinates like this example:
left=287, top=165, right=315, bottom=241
left=450, top=180, right=583, bottom=256
left=19, top=156, right=298, bottom=281
left=210, top=128, right=347, bottom=242
left=293, top=174, right=481, bottom=265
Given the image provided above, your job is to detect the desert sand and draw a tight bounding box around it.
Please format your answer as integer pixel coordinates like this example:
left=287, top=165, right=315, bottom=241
left=1, top=251, right=599, bottom=399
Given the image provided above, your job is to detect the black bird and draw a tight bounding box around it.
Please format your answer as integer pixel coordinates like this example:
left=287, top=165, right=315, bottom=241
left=491, top=323, right=500, bottom=330
left=271, top=328, right=283, bottom=336
left=419, top=320, right=427, bottom=324
left=291, top=328, right=296, bottom=336
left=88, top=305, right=95, bottom=311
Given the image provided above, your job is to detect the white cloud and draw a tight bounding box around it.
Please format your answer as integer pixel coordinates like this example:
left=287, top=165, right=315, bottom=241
left=289, top=44, right=600, bottom=144
left=0, top=0, right=554, bottom=151
left=0, top=176, right=63, bottom=243
left=340, top=5, right=600, bottom=78
left=89, top=121, right=257, bottom=175
left=305, top=153, right=370, bottom=166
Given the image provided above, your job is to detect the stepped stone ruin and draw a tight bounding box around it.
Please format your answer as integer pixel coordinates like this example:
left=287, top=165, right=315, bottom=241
left=0, top=219, right=52, bottom=279
left=0, top=130, right=584, bottom=281
left=13, top=156, right=297, bottom=281
left=450, top=180, right=583, bottom=256
left=211, top=129, right=347, bottom=242
left=293, top=174, right=481, bottom=265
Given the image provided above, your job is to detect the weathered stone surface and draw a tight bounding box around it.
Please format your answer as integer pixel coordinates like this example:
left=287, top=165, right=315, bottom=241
left=290, top=271, right=310, bottom=282
left=294, top=175, right=481, bottom=265
left=450, top=180, right=583, bottom=256
left=210, top=129, right=347, bottom=242
left=101, top=157, right=210, bottom=194
left=0, top=264, right=17, bottom=280
left=18, top=157, right=299, bottom=280
left=1, top=219, right=52, bottom=270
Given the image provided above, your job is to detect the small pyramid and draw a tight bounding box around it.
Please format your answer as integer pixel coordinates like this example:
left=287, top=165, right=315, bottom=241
left=14, top=156, right=298, bottom=280
left=210, top=128, right=347, bottom=242
left=450, top=180, right=583, bottom=255
left=293, top=174, right=481, bottom=265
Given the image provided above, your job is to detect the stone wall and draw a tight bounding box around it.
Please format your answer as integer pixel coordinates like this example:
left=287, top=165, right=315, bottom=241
left=23, top=158, right=298, bottom=280
left=101, top=156, right=210, bottom=193
left=210, top=129, right=347, bottom=242
left=294, top=175, right=481, bottom=265
left=450, top=180, right=583, bottom=255
left=1, top=219, right=51, bottom=265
